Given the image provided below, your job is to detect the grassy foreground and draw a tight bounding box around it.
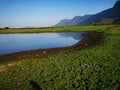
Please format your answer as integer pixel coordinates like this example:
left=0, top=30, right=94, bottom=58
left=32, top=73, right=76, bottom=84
left=0, top=25, right=120, bottom=89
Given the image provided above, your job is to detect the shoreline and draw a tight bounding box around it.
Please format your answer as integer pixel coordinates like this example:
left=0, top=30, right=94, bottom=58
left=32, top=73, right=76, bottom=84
left=0, top=31, right=104, bottom=63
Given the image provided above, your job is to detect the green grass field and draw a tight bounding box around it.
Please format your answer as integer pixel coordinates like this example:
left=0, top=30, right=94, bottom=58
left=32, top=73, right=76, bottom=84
left=0, top=25, right=120, bottom=89
left=0, top=25, right=114, bottom=33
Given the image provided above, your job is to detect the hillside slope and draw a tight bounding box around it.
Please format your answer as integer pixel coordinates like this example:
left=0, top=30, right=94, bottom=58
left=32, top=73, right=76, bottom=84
left=55, top=1, right=120, bottom=26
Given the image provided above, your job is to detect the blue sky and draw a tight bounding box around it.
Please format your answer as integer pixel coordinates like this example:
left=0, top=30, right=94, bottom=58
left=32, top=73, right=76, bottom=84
left=0, top=0, right=117, bottom=28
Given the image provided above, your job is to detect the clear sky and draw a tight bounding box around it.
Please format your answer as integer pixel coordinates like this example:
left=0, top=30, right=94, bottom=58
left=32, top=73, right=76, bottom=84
left=0, top=0, right=117, bottom=28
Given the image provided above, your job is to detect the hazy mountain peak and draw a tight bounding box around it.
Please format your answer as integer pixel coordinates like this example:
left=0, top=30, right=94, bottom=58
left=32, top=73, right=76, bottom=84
left=55, top=19, right=71, bottom=26
left=113, top=0, right=120, bottom=8
left=73, top=16, right=82, bottom=19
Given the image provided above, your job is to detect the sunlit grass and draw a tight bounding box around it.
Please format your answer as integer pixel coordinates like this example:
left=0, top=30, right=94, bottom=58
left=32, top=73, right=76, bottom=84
left=0, top=25, right=114, bottom=34
left=0, top=25, right=120, bottom=89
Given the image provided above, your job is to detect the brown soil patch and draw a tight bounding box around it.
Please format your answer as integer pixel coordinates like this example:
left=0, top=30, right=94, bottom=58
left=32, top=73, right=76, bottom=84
left=0, top=66, right=6, bottom=72
left=8, top=63, right=16, bottom=67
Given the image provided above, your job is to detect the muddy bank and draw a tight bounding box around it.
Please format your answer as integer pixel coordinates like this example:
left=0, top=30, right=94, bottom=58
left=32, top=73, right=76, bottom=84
left=0, top=32, right=104, bottom=63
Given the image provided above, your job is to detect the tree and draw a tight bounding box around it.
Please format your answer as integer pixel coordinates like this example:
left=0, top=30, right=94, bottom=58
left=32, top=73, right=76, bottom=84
left=4, top=27, right=10, bottom=29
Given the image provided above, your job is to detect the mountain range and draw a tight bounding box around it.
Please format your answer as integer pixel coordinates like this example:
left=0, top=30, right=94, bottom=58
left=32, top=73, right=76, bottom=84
left=55, top=0, right=120, bottom=26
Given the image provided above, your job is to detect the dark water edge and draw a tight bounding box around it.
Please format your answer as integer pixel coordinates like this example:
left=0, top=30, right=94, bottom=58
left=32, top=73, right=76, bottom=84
left=0, top=32, right=104, bottom=63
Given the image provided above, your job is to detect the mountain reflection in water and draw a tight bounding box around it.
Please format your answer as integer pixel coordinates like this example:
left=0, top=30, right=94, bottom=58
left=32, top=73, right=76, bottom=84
left=58, top=32, right=84, bottom=40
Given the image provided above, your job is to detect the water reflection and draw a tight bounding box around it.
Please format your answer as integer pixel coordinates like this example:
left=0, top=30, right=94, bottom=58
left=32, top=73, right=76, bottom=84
left=0, top=32, right=83, bottom=55
left=58, top=32, right=84, bottom=40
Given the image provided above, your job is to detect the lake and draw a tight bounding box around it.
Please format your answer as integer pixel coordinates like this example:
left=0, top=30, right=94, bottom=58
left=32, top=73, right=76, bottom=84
left=0, top=32, right=83, bottom=55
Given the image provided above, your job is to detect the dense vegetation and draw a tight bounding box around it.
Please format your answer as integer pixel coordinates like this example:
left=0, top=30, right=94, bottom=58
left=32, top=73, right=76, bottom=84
left=0, top=25, right=120, bottom=89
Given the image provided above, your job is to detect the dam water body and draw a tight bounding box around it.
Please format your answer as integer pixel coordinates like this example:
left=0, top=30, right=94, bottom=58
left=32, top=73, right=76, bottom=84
left=0, top=32, right=84, bottom=55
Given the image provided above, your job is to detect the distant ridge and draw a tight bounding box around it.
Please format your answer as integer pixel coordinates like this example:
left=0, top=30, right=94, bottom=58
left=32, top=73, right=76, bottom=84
left=55, top=1, right=120, bottom=26
left=114, top=0, right=120, bottom=8
left=55, top=15, right=91, bottom=26
left=55, top=19, right=71, bottom=26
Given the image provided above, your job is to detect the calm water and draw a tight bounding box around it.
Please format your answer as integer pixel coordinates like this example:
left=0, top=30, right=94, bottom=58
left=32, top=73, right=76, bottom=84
left=0, top=32, right=83, bottom=55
